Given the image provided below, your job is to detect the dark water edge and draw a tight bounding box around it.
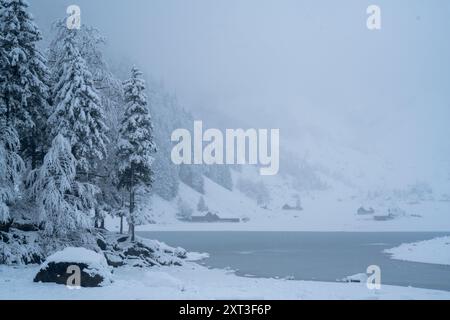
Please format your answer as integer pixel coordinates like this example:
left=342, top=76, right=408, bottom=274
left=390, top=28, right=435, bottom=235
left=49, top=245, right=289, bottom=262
left=138, top=231, right=450, bottom=292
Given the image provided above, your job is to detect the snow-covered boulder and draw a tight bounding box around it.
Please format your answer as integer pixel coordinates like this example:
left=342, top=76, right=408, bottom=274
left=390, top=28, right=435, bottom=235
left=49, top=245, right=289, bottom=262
left=104, top=251, right=125, bottom=267
left=340, top=273, right=368, bottom=283
left=34, top=247, right=112, bottom=287
left=99, top=233, right=185, bottom=268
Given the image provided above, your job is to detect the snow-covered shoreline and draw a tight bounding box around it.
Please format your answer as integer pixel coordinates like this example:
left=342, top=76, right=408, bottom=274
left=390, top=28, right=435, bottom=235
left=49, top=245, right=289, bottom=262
left=2, top=262, right=450, bottom=300
left=385, top=236, right=450, bottom=266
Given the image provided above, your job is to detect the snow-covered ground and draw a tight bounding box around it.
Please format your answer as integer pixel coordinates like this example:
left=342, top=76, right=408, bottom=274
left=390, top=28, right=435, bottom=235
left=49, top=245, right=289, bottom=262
left=385, top=237, right=450, bottom=266
left=1, top=262, right=450, bottom=300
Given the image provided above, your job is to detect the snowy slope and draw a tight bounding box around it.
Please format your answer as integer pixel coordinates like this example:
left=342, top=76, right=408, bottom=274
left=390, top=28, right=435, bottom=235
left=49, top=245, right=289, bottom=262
left=104, top=163, right=450, bottom=232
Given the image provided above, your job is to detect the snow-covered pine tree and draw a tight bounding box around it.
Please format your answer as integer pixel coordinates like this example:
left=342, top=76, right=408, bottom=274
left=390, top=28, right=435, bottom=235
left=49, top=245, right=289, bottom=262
left=152, top=146, right=179, bottom=200
left=197, top=196, right=208, bottom=213
left=48, top=28, right=109, bottom=174
left=48, top=21, right=124, bottom=228
left=28, top=134, right=97, bottom=237
left=0, top=125, right=24, bottom=224
left=48, top=20, right=123, bottom=133
left=179, top=165, right=205, bottom=194
left=0, top=1, right=5, bottom=115
left=205, top=165, right=233, bottom=191
left=149, top=88, right=179, bottom=200
left=0, top=0, right=50, bottom=168
left=117, top=67, right=156, bottom=242
left=177, top=198, right=193, bottom=220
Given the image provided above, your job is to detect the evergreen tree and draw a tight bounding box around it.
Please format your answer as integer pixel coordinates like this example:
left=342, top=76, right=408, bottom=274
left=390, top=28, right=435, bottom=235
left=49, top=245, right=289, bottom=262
left=152, top=147, right=179, bottom=200
left=0, top=0, right=50, bottom=168
left=148, top=89, right=179, bottom=200
left=0, top=125, right=24, bottom=223
left=205, top=165, right=233, bottom=191
left=0, top=1, right=5, bottom=118
left=48, top=20, right=123, bottom=130
left=197, top=196, right=208, bottom=213
left=28, top=134, right=97, bottom=237
left=48, top=28, right=109, bottom=174
left=117, top=67, right=156, bottom=242
left=179, top=165, right=204, bottom=194
left=177, top=198, right=193, bottom=220
left=48, top=21, right=124, bottom=228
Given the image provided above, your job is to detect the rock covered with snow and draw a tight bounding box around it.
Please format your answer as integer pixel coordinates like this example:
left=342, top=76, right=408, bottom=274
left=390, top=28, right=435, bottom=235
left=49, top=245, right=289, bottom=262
left=99, top=232, right=186, bottom=268
left=340, top=273, right=368, bottom=283
left=34, top=247, right=112, bottom=287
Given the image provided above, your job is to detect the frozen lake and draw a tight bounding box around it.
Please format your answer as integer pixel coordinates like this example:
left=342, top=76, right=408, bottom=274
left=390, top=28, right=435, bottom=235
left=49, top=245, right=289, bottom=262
left=139, top=231, right=450, bottom=291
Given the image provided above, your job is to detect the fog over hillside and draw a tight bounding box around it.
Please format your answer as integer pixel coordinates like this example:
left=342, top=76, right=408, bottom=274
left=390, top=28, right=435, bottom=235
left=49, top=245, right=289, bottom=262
left=29, top=0, right=450, bottom=194
left=2, top=0, right=450, bottom=301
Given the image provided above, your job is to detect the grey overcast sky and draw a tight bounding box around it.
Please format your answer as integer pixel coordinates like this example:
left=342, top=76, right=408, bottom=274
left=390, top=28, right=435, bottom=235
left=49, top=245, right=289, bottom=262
left=29, top=0, right=450, bottom=174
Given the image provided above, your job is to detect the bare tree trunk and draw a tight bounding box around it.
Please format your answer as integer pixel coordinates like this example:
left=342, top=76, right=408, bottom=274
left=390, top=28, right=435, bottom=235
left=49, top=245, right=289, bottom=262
left=131, top=223, right=135, bottom=242
left=6, top=103, right=11, bottom=126
left=129, top=187, right=135, bottom=242
left=30, top=131, right=37, bottom=170
left=119, top=215, right=123, bottom=234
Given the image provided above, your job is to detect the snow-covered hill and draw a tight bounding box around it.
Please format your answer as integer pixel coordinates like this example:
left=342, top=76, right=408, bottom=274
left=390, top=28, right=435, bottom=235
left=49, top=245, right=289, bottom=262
left=105, top=163, right=450, bottom=232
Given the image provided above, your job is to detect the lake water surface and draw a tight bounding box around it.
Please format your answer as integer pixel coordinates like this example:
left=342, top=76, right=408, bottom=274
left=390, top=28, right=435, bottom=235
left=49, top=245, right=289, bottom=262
left=139, top=231, right=450, bottom=291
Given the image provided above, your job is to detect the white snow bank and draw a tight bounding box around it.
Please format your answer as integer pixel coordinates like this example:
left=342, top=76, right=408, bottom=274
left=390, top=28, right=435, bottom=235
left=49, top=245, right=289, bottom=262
left=142, top=271, right=184, bottom=290
left=185, top=252, right=210, bottom=261
left=2, top=263, right=450, bottom=300
left=384, top=237, right=450, bottom=266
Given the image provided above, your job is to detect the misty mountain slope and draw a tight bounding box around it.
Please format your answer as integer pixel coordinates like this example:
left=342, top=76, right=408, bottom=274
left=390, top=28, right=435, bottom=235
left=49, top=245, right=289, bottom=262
left=103, top=161, right=450, bottom=232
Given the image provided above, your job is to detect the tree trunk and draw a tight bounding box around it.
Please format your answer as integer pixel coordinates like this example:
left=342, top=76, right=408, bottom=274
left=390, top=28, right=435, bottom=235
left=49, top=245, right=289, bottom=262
left=100, top=218, right=105, bottom=229
left=119, top=215, right=123, bottom=234
left=30, top=125, right=43, bottom=170
left=94, top=207, right=99, bottom=228
left=30, top=136, right=37, bottom=170
left=6, top=103, right=11, bottom=126
left=129, top=188, right=135, bottom=242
